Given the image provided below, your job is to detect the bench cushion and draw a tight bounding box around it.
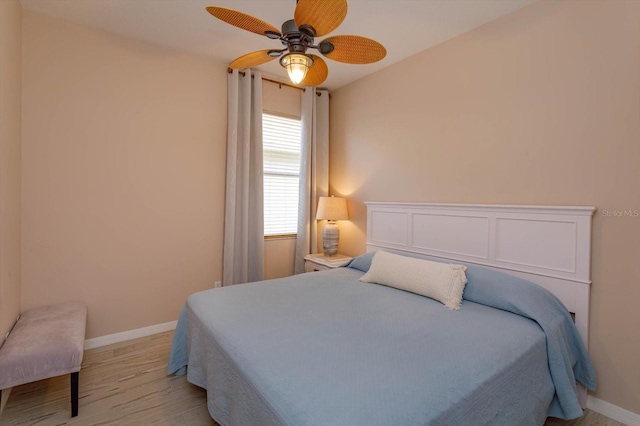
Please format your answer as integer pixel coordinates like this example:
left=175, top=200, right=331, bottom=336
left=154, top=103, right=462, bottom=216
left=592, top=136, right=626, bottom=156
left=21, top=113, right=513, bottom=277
left=0, top=302, right=87, bottom=390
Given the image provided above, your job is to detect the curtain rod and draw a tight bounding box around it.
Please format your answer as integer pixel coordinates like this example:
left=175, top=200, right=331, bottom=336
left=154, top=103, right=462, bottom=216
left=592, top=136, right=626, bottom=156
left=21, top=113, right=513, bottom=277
left=228, top=68, right=325, bottom=96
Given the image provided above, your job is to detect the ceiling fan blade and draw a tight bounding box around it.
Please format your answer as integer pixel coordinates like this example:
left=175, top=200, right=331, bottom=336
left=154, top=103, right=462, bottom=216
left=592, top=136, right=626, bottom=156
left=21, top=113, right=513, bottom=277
left=302, top=55, right=328, bottom=87
left=206, top=6, right=281, bottom=37
left=321, top=35, right=386, bottom=64
left=229, top=50, right=277, bottom=69
left=294, top=0, right=347, bottom=37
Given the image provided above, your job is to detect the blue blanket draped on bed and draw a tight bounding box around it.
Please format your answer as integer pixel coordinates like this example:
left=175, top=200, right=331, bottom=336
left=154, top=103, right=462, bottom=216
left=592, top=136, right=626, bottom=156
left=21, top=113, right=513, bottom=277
left=347, top=252, right=597, bottom=419
left=169, top=252, right=596, bottom=424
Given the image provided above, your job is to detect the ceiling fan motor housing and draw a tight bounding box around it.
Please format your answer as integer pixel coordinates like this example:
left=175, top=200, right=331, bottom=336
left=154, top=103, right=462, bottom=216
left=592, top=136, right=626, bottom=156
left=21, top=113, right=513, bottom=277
left=281, top=19, right=314, bottom=54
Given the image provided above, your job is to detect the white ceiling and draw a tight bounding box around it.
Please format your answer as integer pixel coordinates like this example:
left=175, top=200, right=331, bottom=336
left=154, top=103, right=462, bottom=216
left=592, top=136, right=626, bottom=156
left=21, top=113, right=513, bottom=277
left=20, top=0, right=536, bottom=91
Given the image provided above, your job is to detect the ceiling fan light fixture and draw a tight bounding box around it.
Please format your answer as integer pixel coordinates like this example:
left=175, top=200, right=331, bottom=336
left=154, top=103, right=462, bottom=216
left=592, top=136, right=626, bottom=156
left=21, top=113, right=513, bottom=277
left=280, top=53, right=314, bottom=85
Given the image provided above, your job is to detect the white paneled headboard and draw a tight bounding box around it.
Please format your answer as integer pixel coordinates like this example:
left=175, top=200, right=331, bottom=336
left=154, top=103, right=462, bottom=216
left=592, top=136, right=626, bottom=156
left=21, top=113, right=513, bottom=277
left=365, top=202, right=596, bottom=349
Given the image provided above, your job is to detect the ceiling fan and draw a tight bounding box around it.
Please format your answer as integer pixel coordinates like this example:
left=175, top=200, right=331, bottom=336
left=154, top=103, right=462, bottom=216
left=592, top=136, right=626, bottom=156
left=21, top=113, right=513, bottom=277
left=206, top=0, right=387, bottom=87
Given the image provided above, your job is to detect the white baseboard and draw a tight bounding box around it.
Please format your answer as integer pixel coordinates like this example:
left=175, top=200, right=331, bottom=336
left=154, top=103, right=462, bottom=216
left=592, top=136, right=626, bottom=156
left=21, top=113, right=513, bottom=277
left=84, top=320, right=177, bottom=350
left=588, top=395, right=640, bottom=426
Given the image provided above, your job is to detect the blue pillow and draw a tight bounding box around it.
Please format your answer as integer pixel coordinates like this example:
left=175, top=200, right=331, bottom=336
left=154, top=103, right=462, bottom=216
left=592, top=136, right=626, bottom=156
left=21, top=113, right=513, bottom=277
left=344, top=252, right=375, bottom=272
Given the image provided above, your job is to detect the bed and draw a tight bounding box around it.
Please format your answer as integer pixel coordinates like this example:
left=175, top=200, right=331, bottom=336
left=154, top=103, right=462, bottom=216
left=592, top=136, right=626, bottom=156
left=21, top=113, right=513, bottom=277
left=168, top=202, right=597, bottom=426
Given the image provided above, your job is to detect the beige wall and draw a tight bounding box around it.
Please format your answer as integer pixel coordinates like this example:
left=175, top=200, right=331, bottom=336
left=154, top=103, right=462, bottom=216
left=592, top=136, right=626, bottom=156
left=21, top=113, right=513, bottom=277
left=263, top=80, right=301, bottom=118
left=264, top=238, right=296, bottom=280
left=330, top=0, right=640, bottom=415
left=21, top=10, right=228, bottom=339
left=0, top=0, right=22, bottom=342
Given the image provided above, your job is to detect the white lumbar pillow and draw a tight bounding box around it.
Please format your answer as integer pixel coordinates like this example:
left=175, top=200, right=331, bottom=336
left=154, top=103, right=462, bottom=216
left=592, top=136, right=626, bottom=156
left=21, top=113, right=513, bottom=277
left=360, top=251, right=468, bottom=310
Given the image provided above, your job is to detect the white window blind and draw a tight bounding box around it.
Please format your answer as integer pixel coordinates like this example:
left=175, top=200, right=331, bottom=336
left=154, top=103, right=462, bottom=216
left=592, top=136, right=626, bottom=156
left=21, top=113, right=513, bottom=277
left=263, top=113, right=302, bottom=236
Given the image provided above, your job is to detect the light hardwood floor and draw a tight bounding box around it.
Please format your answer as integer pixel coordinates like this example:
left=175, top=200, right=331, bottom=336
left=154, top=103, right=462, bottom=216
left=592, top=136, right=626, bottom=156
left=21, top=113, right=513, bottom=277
left=0, top=331, right=626, bottom=426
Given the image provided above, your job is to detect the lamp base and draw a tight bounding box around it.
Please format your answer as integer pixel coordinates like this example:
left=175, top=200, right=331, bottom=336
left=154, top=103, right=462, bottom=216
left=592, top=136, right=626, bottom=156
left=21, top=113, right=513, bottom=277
left=322, top=221, right=339, bottom=256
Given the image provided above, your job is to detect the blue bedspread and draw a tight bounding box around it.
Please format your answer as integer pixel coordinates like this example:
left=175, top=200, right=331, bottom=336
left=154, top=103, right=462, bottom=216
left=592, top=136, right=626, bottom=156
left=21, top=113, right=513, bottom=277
left=348, top=252, right=597, bottom=419
left=169, top=253, right=596, bottom=425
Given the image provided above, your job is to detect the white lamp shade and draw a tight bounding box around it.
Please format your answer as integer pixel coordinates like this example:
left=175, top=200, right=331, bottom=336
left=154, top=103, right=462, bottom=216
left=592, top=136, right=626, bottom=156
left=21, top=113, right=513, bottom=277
left=316, top=196, right=349, bottom=221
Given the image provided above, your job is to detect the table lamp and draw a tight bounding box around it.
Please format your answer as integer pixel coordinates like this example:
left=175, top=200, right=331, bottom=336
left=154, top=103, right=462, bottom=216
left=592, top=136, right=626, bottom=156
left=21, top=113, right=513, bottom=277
left=316, top=196, right=349, bottom=256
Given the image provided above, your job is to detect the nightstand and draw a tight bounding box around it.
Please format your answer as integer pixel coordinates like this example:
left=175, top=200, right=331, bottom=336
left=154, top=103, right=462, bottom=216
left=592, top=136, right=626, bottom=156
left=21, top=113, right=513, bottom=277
left=304, top=253, right=353, bottom=272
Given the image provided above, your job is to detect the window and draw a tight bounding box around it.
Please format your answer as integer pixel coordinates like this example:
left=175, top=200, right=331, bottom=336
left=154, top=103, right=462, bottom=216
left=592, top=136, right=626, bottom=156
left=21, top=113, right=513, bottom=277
left=263, top=113, right=302, bottom=237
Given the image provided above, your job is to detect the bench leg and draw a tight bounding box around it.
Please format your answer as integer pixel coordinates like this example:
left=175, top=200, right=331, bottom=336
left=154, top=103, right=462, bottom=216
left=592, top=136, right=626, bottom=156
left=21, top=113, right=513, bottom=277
left=70, top=372, right=79, bottom=417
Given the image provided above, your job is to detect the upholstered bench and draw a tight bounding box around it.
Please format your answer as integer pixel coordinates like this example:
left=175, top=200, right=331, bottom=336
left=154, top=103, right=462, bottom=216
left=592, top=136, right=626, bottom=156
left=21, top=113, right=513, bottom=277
left=0, top=302, right=87, bottom=417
